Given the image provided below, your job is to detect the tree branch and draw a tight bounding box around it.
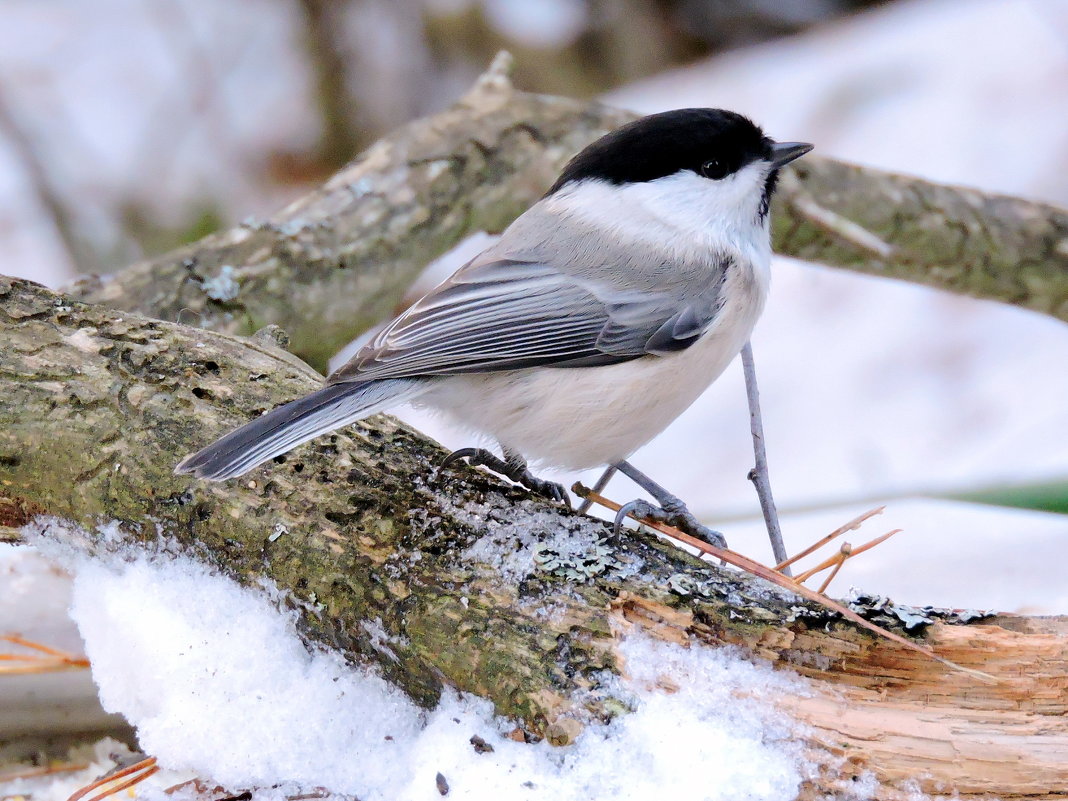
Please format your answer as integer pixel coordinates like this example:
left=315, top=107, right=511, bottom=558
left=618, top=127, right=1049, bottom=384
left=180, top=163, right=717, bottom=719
left=68, top=54, right=1068, bottom=374
left=3, top=274, right=1067, bottom=799
left=66, top=55, right=633, bottom=371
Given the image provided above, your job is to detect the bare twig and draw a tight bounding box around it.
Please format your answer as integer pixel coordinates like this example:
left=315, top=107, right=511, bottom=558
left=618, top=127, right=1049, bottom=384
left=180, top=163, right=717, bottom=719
left=67, top=757, right=159, bottom=801
left=740, top=342, right=788, bottom=572
left=0, top=634, right=89, bottom=674
left=0, top=763, right=90, bottom=783
left=576, top=464, right=617, bottom=515
left=773, top=506, right=884, bottom=572
left=816, top=545, right=850, bottom=594
left=794, top=528, right=900, bottom=584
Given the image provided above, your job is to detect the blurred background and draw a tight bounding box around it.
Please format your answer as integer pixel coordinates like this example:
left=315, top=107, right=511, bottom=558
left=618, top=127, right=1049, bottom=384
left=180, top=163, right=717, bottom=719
left=3, top=0, right=1068, bottom=752
left=3, top=0, right=1068, bottom=607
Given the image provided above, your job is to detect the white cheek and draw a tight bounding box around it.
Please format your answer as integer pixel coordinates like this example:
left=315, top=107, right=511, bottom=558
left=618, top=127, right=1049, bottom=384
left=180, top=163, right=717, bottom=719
left=614, top=165, right=770, bottom=239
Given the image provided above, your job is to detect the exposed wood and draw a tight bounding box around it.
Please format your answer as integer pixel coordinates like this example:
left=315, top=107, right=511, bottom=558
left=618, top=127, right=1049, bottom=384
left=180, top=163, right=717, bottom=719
left=2, top=275, right=1066, bottom=799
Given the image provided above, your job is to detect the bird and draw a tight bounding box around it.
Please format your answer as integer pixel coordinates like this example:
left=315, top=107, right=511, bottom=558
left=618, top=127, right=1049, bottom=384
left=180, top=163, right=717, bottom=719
left=176, top=108, right=812, bottom=547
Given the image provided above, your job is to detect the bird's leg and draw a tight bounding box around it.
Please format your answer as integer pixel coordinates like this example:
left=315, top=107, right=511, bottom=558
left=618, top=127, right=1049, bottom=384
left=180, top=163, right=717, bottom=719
left=441, top=446, right=570, bottom=506
left=740, top=341, right=790, bottom=574
left=612, top=460, right=727, bottom=548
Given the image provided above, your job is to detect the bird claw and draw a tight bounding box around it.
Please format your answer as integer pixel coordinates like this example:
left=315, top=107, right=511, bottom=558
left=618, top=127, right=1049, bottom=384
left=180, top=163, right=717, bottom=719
left=440, top=447, right=489, bottom=470
left=526, top=475, right=571, bottom=507
left=613, top=499, right=660, bottom=536
left=613, top=497, right=728, bottom=549
left=441, top=448, right=570, bottom=508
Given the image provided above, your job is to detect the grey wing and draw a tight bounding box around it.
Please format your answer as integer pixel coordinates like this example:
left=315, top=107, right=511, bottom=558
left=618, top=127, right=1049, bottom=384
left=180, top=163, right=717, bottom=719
left=329, top=257, right=727, bottom=383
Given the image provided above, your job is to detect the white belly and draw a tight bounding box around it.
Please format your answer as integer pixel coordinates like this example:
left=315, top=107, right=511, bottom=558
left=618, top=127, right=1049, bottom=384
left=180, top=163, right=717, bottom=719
left=419, top=265, right=767, bottom=470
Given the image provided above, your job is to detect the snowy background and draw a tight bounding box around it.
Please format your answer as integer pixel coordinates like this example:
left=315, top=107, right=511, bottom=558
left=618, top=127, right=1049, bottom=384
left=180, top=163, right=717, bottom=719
left=2, top=0, right=1067, bottom=798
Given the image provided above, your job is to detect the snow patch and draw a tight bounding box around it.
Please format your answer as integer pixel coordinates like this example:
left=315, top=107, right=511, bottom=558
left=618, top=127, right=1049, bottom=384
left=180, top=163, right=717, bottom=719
left=40, top=519, right=814, bottom=800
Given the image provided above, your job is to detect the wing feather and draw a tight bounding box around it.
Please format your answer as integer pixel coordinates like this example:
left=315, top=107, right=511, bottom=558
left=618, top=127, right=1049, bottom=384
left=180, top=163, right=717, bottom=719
left=329, top=255, right=727, bottom=383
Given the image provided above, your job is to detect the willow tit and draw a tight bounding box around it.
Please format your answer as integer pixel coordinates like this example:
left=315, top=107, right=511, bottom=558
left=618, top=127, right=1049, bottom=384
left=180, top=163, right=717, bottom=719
left=176, top=108, right=811, bottom=544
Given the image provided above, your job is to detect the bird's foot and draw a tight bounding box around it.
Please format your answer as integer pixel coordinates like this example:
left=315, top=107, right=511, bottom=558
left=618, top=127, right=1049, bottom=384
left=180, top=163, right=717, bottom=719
left=613, top=496, right=727, bottom=549
left=441, top=448, right=570, bottom=507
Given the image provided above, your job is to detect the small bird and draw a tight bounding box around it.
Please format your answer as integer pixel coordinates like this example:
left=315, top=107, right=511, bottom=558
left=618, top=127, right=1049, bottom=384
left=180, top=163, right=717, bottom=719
left=176, top=108, right=811, bottom=546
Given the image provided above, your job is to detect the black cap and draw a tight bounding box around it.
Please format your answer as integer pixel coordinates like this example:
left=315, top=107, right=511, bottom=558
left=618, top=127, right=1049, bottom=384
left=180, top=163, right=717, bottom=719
left=548, top=108, right=804, bottom=194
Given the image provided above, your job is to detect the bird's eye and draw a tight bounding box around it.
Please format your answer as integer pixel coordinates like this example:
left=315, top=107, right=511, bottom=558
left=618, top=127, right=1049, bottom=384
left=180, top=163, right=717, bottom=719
left=700, top=159, right=729, bottom=180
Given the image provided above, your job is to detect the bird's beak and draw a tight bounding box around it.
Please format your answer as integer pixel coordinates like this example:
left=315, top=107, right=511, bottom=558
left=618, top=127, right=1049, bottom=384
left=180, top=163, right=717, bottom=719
left=768, top=141, right=813, bottom=168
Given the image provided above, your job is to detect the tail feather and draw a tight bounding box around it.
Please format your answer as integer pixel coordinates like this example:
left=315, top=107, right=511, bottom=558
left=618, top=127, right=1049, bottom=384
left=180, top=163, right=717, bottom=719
left=175, top=379, right=425, bottom=481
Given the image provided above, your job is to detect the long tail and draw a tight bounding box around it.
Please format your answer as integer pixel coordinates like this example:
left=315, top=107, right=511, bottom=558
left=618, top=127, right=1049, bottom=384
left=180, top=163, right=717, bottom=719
left=175, top=379, right=426, bottom=481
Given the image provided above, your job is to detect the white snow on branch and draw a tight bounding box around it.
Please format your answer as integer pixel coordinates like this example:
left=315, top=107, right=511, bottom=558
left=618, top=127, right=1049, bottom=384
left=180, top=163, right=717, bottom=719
left=26, top=518, right=815, bottom=801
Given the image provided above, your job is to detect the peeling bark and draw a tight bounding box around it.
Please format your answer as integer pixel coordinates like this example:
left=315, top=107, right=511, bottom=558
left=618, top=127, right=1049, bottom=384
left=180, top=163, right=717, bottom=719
left=68, top=55, right=1068, bottom=373
left=3, top=275, right=1066, bottom=799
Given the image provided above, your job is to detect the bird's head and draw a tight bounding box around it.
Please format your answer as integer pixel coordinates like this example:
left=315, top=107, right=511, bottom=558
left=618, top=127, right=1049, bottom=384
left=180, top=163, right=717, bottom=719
left=548, top=108, right=812, bottom=231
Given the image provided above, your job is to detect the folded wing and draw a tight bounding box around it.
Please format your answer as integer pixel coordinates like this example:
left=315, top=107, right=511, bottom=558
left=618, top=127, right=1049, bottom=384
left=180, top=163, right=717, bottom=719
left=330, top=256, right=728, bottom=383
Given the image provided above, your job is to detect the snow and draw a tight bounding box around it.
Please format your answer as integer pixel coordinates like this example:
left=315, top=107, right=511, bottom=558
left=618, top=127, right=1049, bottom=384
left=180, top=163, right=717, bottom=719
left=17, top=519, right=813, bottom=801
left=68, top=543, right=421, bottom=796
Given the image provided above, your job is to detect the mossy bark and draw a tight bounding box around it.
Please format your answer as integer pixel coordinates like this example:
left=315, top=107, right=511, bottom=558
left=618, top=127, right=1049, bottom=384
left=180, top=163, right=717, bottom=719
left=0, top=276, right=801, bottom=737
left=4, top=275, right=1068, bottom=799
left=67, top=55, right=1068, bottom=374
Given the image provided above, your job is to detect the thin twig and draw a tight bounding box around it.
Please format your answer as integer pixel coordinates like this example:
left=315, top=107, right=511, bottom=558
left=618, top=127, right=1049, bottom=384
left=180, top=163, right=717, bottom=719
left=67, top=757, right=159, bottom=801
left=794, top=529, right=899, bottom=584
left=0, top=635, right=89, bottom=674
left=740, top=342, right=789, bottom=573
left=794, top=547, right=850, bottom=584
left=842, top=528, right=899, bottom=560
left=816, top=545, right=851, bottom=594
left=774, top=506, right=884, bottom=572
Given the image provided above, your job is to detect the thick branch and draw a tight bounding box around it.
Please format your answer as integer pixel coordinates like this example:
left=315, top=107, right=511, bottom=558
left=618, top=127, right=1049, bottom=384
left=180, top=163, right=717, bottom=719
left=67, top=57, right=634, bottom=371
left=3, top=275, right=1066, bottom=799
left=773, top=161, right=1068, bottom=322
left=68, top=58, right=1068, bottom=373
